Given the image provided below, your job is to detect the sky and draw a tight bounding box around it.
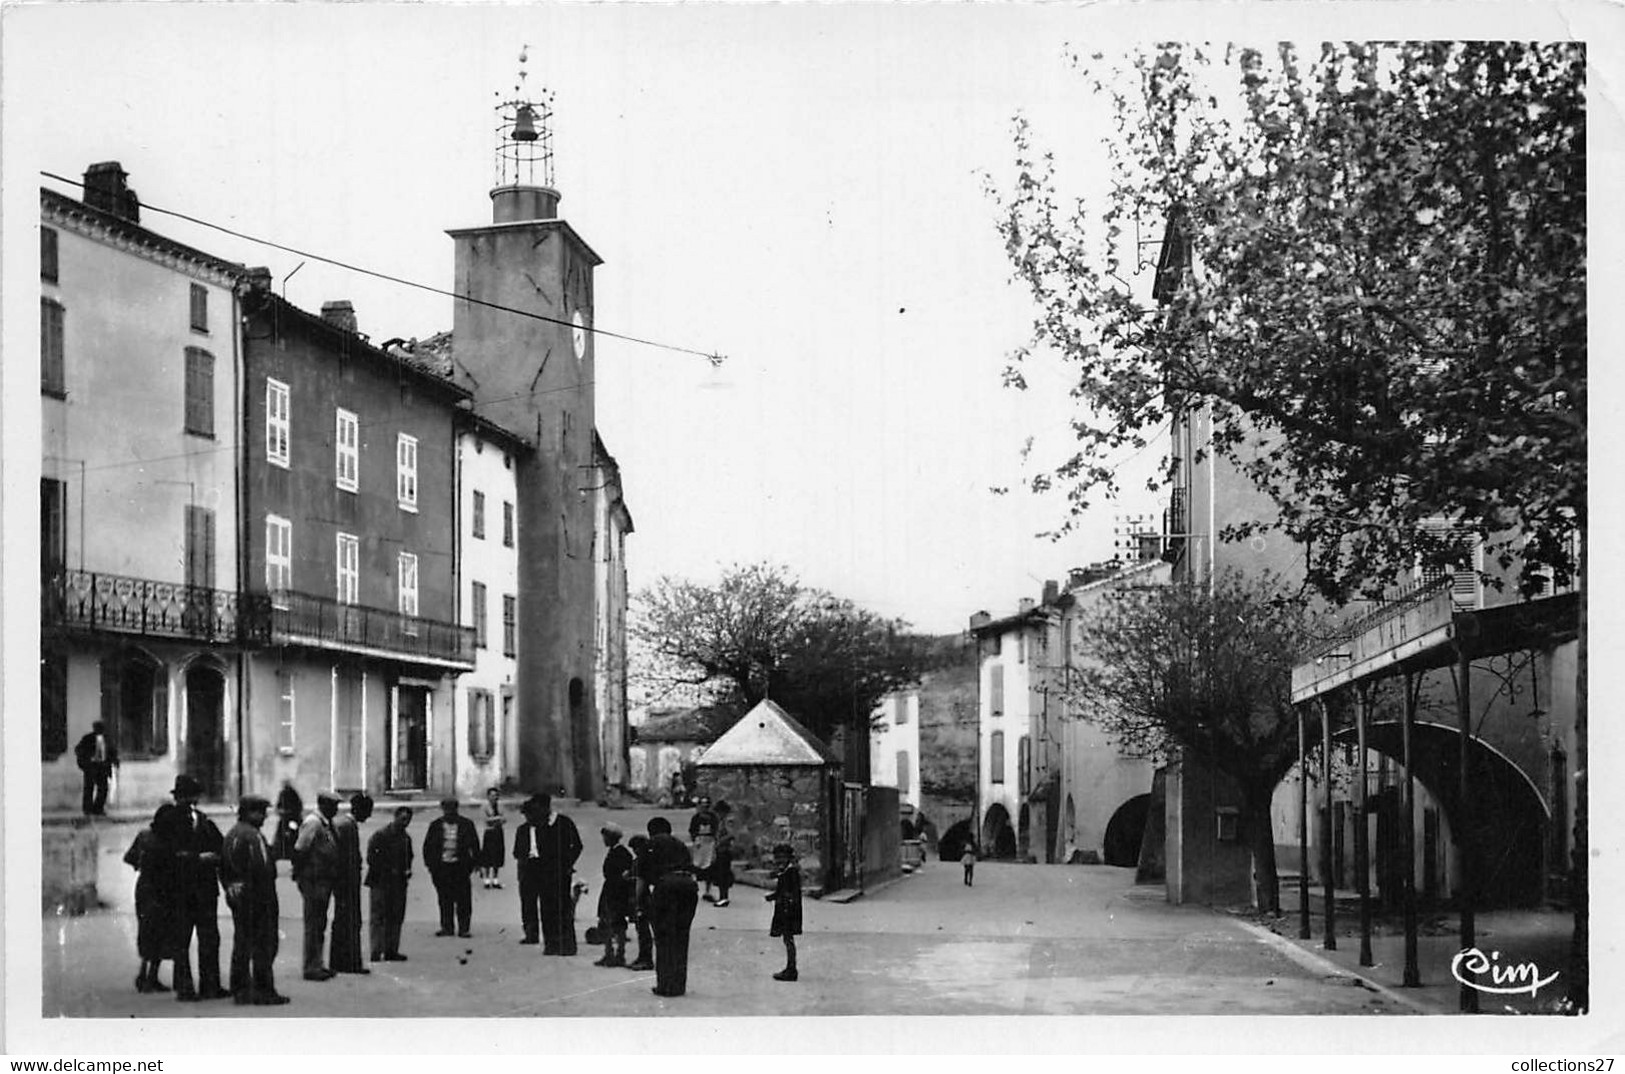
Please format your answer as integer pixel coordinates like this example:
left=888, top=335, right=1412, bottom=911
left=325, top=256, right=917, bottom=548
left=7, top=2, right=1609, bottom=638
left=7, top=0, right=1624, bottom=1059
left=6, top=2, right=1173, bottom=636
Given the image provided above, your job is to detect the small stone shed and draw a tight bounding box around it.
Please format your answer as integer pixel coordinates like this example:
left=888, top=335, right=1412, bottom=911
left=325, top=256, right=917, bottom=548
left=692, top=699, right=842, bottom=892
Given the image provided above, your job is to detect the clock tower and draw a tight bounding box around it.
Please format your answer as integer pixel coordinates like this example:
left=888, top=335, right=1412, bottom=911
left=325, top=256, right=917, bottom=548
left=447, top=57, right=602, bottom=798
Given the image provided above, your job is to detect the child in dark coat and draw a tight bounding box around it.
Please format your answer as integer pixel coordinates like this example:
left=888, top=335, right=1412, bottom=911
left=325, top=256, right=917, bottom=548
left=764, top=843, right=802, bottom=981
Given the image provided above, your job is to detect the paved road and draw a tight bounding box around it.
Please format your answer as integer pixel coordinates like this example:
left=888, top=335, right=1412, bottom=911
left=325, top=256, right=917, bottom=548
left=43, top=803, right=1399, bottom=1018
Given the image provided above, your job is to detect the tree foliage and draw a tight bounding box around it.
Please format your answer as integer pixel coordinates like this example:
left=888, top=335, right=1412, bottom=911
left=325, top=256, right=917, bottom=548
left=1069, top=570, right=1313, bottom=910
left=995, top=42, right=1584, bottom=602
left=631, top=562, right=925, bottom=746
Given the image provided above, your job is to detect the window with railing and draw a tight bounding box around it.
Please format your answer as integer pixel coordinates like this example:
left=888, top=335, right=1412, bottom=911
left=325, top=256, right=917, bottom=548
left=335, top=409, right=359, bottom=492
left=185, top=505, right=216, bottom=590
left=265, top=515, right=292, bottom=605
left=398, top=551, right=419, bottom=634
left=41, top=478, right=67, bottom=577
left=336, top=532, right=359, bottom=604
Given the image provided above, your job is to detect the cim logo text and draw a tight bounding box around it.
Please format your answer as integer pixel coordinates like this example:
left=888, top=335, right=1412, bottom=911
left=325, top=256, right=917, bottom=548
left=1450, top=947, right=1560, bottom=997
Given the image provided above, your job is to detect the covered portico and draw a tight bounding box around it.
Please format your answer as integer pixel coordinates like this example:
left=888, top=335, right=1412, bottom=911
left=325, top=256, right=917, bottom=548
left=1290, top=577, right=1579, bottom=1012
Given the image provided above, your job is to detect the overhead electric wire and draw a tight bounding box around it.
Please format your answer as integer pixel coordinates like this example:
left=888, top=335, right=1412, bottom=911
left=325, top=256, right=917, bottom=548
left=40, top=170, right=725, bottom=365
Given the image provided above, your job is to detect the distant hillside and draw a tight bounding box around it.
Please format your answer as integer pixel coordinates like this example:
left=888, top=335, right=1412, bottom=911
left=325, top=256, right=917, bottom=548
left=913, top=633, right=978, bottom=802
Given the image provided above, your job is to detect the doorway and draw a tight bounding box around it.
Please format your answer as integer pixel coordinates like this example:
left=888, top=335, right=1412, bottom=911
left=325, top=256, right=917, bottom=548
left=184, top=662, right=226, bottom=799
left=393, top=685, right=429, bottom=790
left=334, top=665, right=364, bottom=790
left=568, top=677, right=592, bottom=799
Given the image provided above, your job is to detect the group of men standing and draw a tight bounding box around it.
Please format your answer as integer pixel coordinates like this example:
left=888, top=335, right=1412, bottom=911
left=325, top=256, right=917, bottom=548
left=123, top=781, right=733, bottom=1010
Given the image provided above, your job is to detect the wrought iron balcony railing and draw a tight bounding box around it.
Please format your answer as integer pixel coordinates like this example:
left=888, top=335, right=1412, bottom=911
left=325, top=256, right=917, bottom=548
left=42, top=569, right=270, bottom=644
left=267, top=589, right=476, bottom=668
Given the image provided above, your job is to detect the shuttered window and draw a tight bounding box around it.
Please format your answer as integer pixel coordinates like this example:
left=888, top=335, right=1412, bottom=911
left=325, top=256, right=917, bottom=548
left=41, top=226, right=59, bottom=283
left=266, top=379, right=290, bottom=467
left=184, top=347, right=214, bottom=437
left=189, top=283, right=208, bottom=333
left=469, top=689, right=495, bottom=762
left=897, top=750, right=911, bottom=795
left=265, top=515, right=292, bottom=602
left=41, top=478, right=67, bottom=575
left=336, top=532, right=359, bottom=604
left=503, top=594, right=517, bottom=657
left=276, top=669, right=296, bottom=754
left=103, top=650, right=168, bottom=758
left=41, top=298, right=66, bottom=396
left=185, top=505, right=216, bottom=590
left=397, top=433, right=418, bottom=511
left=990, top=731, right=1005, bottom=784
left=990, top=664, right=1004, bottom=717
left=472, top=490, right=486, bottom=539
left=471, top=581, right=488, bottom=648
left=335, top=409, right=359, bottom=491
left=398, top=552, right=419, bottom=617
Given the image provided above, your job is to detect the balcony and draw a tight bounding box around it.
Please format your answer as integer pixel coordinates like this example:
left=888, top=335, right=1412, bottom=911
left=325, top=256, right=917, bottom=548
left=42, top=569, right=270, bottom=645
left=267, top=589, right=476, bottom=670
left=1163, top=486, right=1188, bottom=562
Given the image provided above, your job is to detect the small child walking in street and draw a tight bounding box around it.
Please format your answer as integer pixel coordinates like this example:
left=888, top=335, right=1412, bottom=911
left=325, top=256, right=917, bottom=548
left=961, top=841, right=977, bottom=887
left=765, top=842, right=802, bottom=981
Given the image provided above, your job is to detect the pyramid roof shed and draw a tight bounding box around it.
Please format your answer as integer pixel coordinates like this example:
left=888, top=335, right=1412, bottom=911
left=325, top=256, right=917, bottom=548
left=693, top=699, right=841, bottom=768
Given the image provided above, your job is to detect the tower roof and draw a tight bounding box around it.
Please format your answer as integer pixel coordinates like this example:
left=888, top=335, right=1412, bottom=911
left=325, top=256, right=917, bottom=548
left=693, top=699, right=840, bottom=768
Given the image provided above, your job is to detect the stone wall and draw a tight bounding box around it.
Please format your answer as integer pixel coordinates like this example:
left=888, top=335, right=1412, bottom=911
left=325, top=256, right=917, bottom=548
left=695, top=764, right=830, bottom=889
left=44, top=817, right=101, bottom=914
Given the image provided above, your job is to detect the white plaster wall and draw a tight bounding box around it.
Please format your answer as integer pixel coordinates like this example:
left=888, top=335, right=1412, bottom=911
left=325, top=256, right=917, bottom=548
left=452, top=430, right=521, bottom=794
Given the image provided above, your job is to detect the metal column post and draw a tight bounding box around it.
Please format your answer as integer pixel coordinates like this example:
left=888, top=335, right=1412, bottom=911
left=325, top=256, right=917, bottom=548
left=1319, top=698, right=1336, bottom=950
left=1356, top=683, right=1374, bottom=967
left=1402, top=671, right=1420, bottom=987
left=1297, top=704, right=1310, bottom=940
left=1457, top=637, right=1479, bottom=1013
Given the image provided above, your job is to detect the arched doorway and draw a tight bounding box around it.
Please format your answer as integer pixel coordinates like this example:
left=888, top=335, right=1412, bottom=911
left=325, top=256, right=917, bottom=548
left=184, top=660, right=227, bottom=799
left=1103, top=793, right=1151, bottom=867
left=1337, top=720, right=1547, bottom=907
left=982, top=803, right=1016, bottom=859
left=569, top=678, right=593, bottom=800
left=101, top=648, right=167, bottom=760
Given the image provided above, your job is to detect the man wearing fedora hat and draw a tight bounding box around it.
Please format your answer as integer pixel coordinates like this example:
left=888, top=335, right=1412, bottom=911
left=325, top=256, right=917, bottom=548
left=293, top=791, right=343, bottom=980
left=512, top=793, right=583, bottom=954
left=149, top=773, right=230, bottom=1001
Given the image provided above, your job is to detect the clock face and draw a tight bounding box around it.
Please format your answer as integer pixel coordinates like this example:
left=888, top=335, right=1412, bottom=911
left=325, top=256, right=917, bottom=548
left=571, top=310, right=587, bottom=362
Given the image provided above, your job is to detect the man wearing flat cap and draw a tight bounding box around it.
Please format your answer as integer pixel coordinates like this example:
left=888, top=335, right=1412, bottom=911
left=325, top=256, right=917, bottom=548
left=221, top=795, right=288, bottom=1004
left=149, top=773, right=230, bottom=1001
left=422, top=797, right=480, bottom=938
left=512, top=793, right=583, bottom=954
left=293, top=791, right=343, bottom=980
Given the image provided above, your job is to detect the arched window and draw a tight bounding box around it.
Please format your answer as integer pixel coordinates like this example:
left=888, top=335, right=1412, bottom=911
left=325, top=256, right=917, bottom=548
left=101, top=649, right=168, bottom=758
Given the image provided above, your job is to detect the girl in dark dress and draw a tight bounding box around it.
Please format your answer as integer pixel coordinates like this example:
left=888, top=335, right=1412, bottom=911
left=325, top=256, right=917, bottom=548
left=124, top=825, right=169, bottom=993
left=479, top=787, right=506, bottom=889
left=765, top=843, right=802, bottom=982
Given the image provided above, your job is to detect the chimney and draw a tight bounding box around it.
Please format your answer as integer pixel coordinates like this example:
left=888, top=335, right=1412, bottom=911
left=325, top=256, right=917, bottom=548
left=83, top=161, right=140, bottom=223
left=1018, top=598, right=1036, bottom=615
left=244, top=266, right=273, bottom=293
left=1042, top=579, right=1060, bottom=605
left=321, top=301, right=358, bottom=335
left=968, top=611, right=992, bottom=631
